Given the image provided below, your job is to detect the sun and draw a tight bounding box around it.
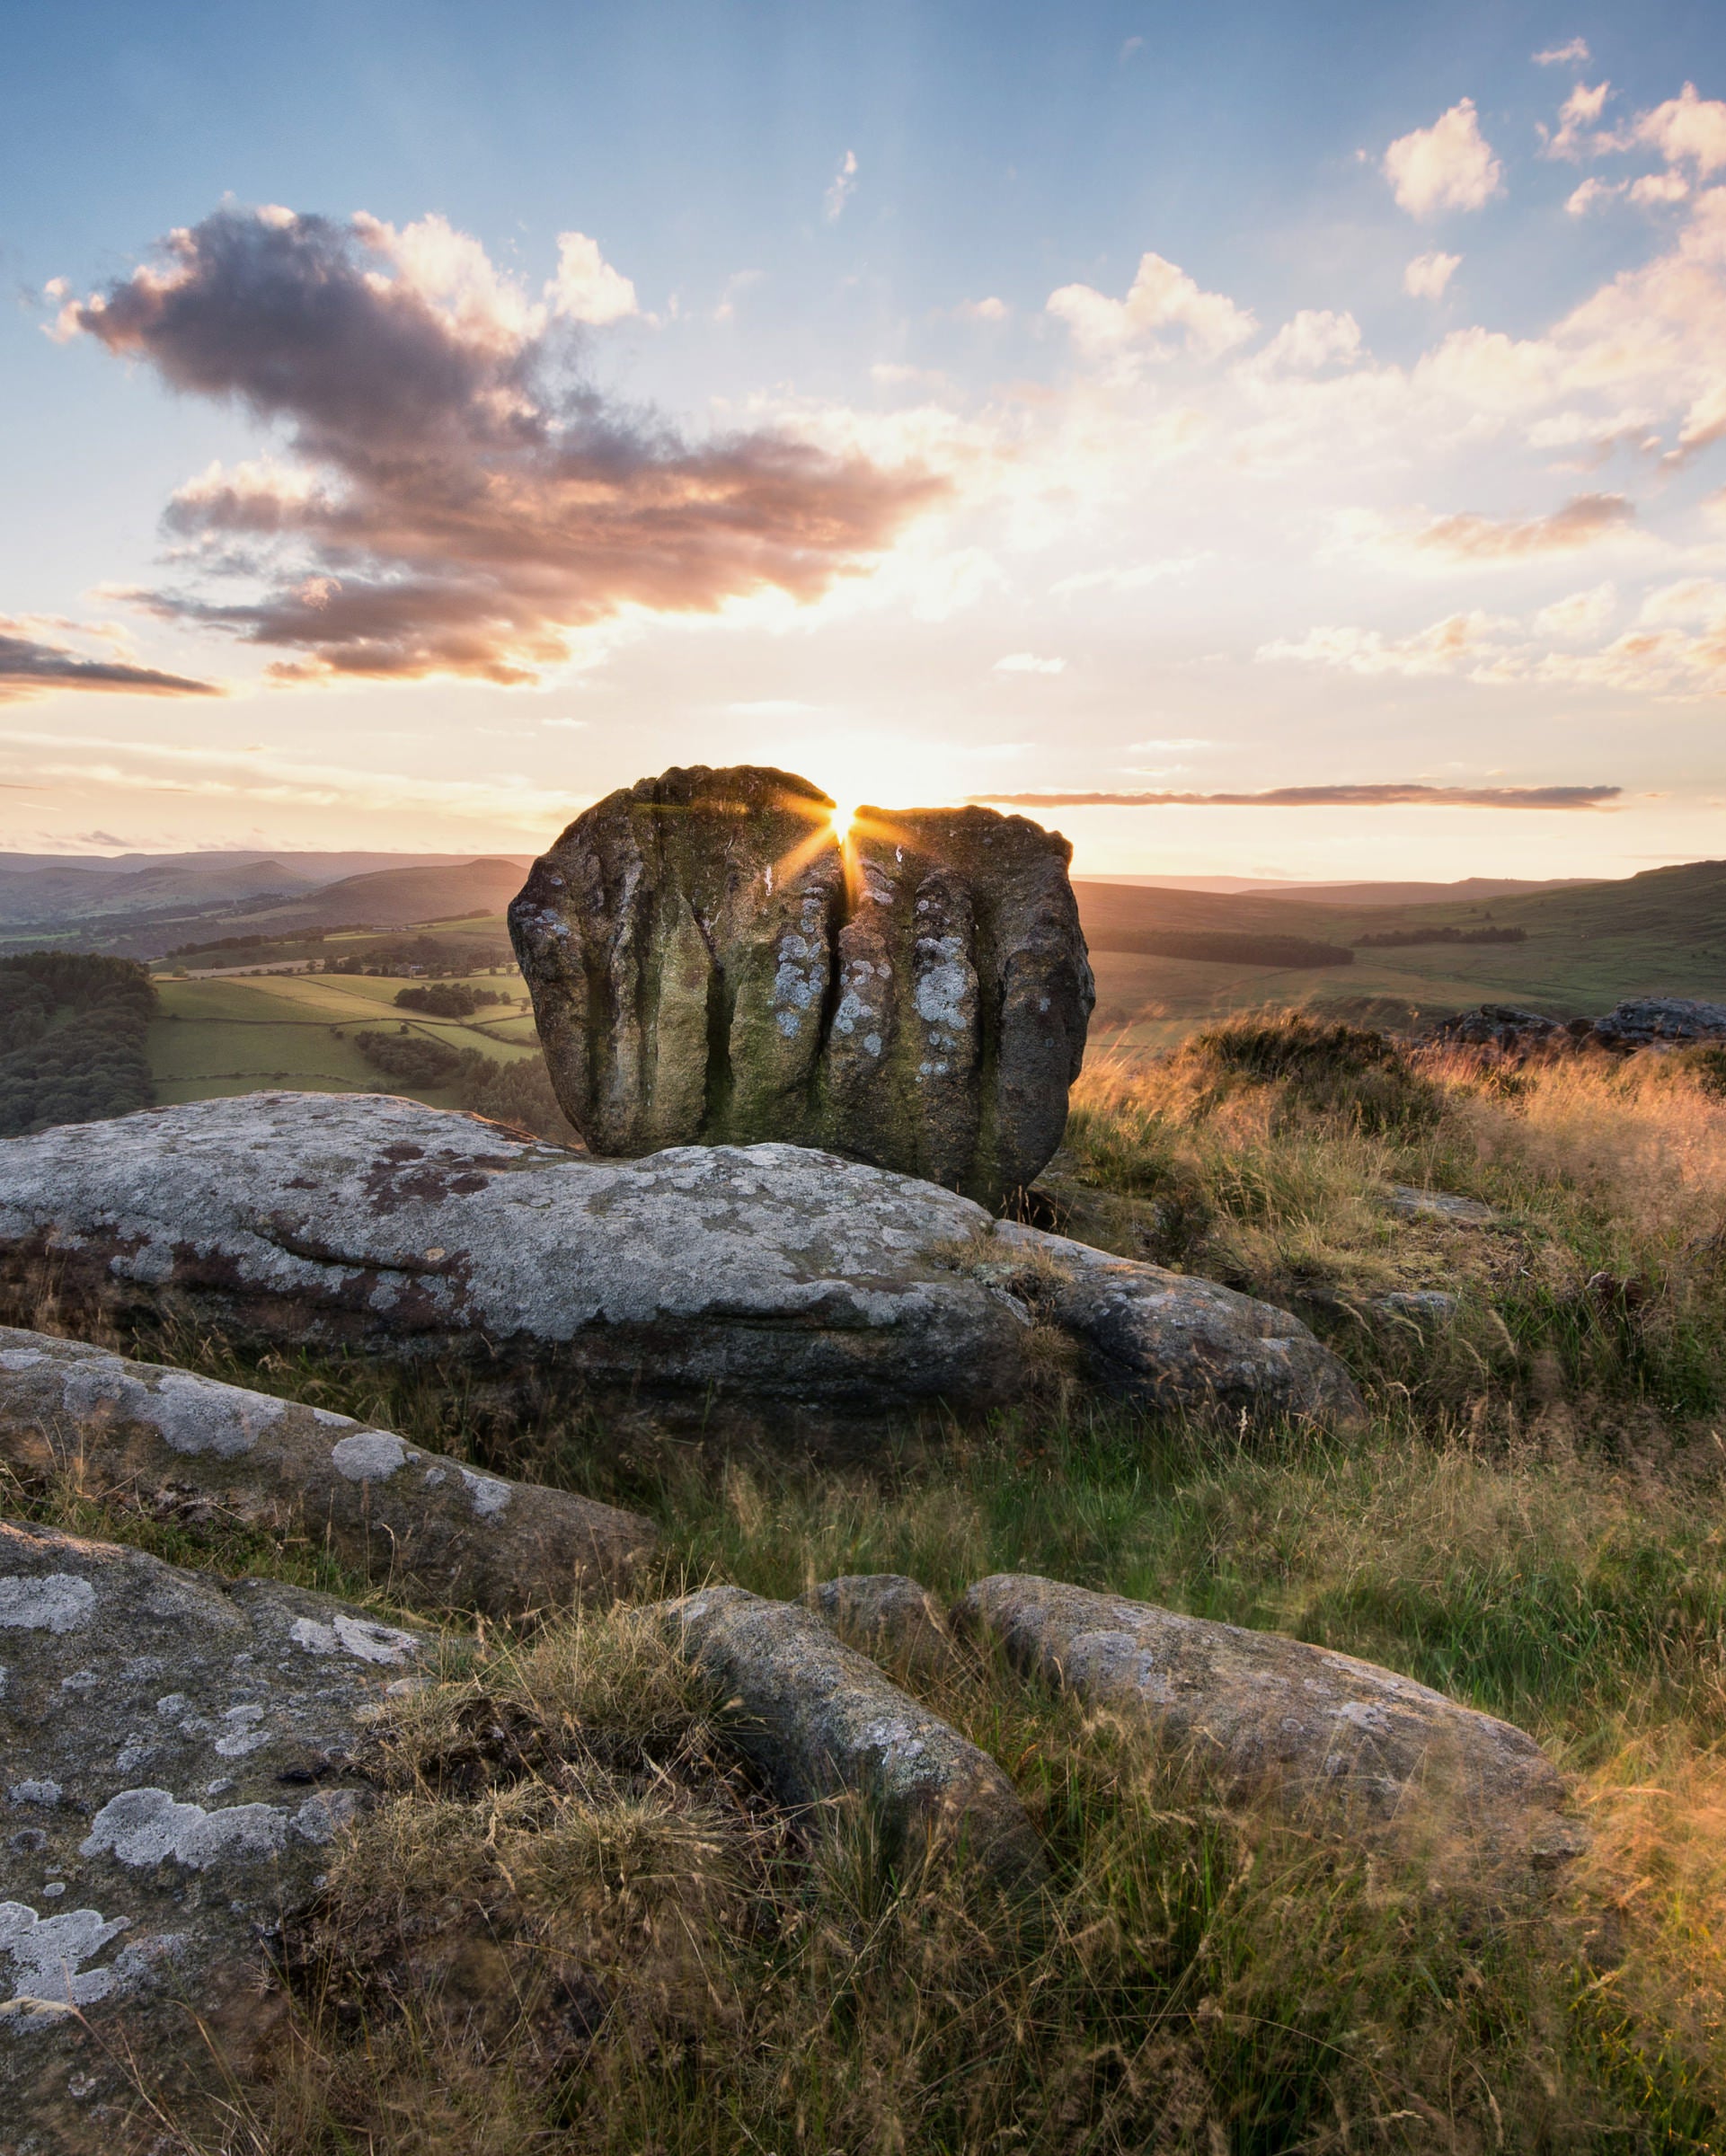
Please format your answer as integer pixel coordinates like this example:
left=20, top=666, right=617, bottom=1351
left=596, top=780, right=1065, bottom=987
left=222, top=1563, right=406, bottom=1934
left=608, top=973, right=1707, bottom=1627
left=829, top=800, right=857, bottom=844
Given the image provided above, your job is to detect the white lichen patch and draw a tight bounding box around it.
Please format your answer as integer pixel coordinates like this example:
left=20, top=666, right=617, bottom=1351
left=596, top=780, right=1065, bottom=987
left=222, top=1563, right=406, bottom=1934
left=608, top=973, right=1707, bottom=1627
left=81, top=1788, right=289, bottom=1870
left=0, top=1902, right=131, bottom=2016
left=0, top=1575, right=95, bottom=1634
left=290, top=1613, right=420, bottom=1666
left=330, top=1429, right=411, bottom=1482
left=459, top=1466, right=511, bottom=1519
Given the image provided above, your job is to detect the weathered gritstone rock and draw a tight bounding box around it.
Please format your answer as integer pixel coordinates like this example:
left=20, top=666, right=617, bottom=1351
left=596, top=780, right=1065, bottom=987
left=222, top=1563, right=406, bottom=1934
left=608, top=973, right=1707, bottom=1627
left=1385, top=1186, right=1501, bottom=1228
left=0, top=1327, right=654, bottom=1617
left=0, top=1517, right=435, bottom=2145
left=801, top=1574, right=965, bottom=1679
left=0, top=1093, right=1363, bottom=1436
left=509, top=764, right=1095, bottom=1206
left=659, top=1586, right=1042, bottom=1885
left=1428, top=998, right=1726, bottom=1062
left=957, top=1576, right=1583, bottom=1879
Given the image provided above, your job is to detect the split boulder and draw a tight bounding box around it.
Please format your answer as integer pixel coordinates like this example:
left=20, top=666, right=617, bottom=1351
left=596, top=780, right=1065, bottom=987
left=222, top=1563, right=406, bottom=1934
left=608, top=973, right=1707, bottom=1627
left=509, top=764, right=1095, bottom=1206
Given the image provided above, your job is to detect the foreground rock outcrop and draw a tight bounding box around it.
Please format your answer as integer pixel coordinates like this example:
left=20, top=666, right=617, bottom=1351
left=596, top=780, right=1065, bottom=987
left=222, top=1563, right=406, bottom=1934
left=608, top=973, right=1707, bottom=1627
left=0, top=1327, right=655, bottom=1616
left=801, top=1573, right=964, bottom=1679
left=660, top=1586, right=1041, bottom=1884
left=509, top=764, right=1095, bottom=1206
left=958, top=1575, right=1583, bottom=1878
left=0, top=1517, right=431, bottom=2141
left=0, top=1093, right=1363, bottom=1436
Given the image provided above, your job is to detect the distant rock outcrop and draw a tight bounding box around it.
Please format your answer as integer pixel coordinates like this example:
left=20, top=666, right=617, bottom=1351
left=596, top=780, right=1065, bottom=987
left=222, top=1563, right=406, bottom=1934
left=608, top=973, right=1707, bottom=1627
left=509, top=765, right=1095, bottom=1207
left=0, top=1327, right=655, bottom=1616
left=1427, top=998, right=1726, bottom=1060
left=0, top=1093, right=1363, bottom=1437
left=0, top=1517, right=431, bottom=2142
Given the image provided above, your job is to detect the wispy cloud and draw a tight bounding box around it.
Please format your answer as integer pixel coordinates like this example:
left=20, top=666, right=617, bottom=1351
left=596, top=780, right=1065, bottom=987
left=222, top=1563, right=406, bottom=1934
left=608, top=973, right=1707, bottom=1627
left=971, top=783, right=1621, bottom=810
left=0, top=621, right=218, bottom=704
left=64, top=206, right=941, bottom=687
left=994, top=652, right=1066, bottom=675
left=1414, top=492, right=1634, bottom=559
left=1534, top=39, right=1591, bottom=66
left=825, top=150, right=859, bottom=222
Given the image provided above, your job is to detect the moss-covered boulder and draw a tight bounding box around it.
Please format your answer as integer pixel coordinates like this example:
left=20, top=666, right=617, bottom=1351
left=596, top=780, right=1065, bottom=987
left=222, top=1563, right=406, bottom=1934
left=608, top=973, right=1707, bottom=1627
left=509, top=765, right=1094, bottom=1206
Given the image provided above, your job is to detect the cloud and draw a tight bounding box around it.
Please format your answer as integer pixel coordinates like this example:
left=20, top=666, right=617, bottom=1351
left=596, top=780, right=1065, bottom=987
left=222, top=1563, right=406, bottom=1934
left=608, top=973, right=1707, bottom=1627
left=64, top=206, right=941, bottom=685
left=1252, top=309, right=1361, bottom=372
left=1052, top=554, right=1208, bottom=597
left=0, top=621, right=219, bottom=705
left=540, top=717, right=589, bottom=729
left=1543, top=80, right=1612, bottom=161
left=1404, top=251, right=1461, bottom=297
left=994, top=652, right=1066, bottom=675
left=1413, top=490, right=1633, bottom=558
left=970, top=783, right=1620, bottom=809
left=956, top=296, right=1009, bottom=323
left=1259, top=611, right=1514, bottom=677
left=1534, top=39, right=1591, bottom=66
left=825, top=150, right=859, bottom=222
left=548, top=232, right=638, bottom=324
left=1383, top=100, right=1503, bottom=217
left=1533, top=582, right=1618, bottom=638
left=1047, top=252, right=1256, bottom=364
left=1636, top=84, right=1726, bottom=176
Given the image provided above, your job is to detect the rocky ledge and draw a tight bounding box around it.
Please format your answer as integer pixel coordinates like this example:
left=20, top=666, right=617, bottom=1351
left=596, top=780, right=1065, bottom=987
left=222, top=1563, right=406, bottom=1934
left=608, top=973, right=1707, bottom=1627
left=0, top=1326, right=655, bottom=1617
left=0, top=1518, right=434, bottom=2139
left=0, top=1093, right=1362, bottom=1436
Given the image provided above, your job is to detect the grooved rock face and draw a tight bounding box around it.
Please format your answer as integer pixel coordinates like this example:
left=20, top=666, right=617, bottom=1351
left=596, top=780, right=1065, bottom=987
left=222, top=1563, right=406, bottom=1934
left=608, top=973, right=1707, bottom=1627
left=0, top=1518, right=432, bottom=2143
left=508, top=764, right=1095, bottom=1205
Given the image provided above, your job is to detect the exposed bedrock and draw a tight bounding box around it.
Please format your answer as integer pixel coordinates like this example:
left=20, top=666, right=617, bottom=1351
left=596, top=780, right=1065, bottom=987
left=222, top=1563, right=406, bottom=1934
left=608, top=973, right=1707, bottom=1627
left=508, top=764, right=1096, bottom=1207
left=0, top=1517, right=433, bottom=2143
left=658, top=1586, right=1043, bottom=1885
left=0, top=1327, right=654, bottom=1617
left=957, top=1575, right=1586, bottom=1880
left=0, top=1094, right=1363, bottom=1436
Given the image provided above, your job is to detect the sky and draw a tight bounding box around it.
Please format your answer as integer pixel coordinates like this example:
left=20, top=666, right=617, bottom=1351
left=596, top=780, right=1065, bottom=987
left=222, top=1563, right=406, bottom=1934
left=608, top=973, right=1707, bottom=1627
left=4, top=0, right=1726, bottom=880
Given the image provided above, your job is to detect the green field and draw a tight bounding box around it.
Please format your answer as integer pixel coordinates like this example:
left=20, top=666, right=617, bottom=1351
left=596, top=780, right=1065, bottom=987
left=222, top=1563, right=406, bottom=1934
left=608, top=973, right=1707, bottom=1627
left=149, top=968, right=543, bottom=1109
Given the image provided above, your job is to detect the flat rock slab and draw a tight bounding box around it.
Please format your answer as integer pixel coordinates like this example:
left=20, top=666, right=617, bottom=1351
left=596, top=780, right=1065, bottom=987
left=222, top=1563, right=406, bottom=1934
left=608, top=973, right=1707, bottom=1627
left=0, top=1517, right=435, bottom=2145
left=957, top=1575, right=1583, bottom=1880
left=0, top=1093, right=1362, bottom=1436
left=509, top=764, right=1094, bottom=1207
left=801, top=1574, right=965, bottom=1680
left=659, top=1586, right=1042, bottom=1886
left=0, top=1327, right=655, bottom=1618
left=1385, top=1186, right=1501, bottom=1228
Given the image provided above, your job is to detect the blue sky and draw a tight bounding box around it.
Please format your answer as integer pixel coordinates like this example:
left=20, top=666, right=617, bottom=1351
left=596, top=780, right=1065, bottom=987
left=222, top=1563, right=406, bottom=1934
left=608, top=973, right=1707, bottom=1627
left=4, top=1, right=1726, bottom=876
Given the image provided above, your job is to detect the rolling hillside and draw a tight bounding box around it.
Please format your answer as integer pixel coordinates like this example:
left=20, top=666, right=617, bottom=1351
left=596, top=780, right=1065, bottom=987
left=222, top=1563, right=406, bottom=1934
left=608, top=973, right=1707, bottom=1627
left=1073, top=860, right=1726, bottom=1047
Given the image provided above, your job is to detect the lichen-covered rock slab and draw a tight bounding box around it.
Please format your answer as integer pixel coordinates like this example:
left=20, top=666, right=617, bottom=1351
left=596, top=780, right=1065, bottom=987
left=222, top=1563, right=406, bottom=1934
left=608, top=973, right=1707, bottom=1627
left=508, top=764, right=1095, bottom=1206
left=957, top=1575, right=1583, bottom=1879
left=0, top=1517, right=435, bottom=2144
left=0, top=1327, right=654, bottom=1617
left=0, top=1092, right=1361, bottom=1435
left=659, top=1586, right=1041, bottom=1884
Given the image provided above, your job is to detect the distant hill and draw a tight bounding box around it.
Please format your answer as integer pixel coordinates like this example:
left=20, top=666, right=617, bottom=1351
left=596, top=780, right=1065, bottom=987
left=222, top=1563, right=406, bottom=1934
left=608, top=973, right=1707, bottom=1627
left=0, top=852, right=536, bottom=957
left=208, top=859, right=531, bottom=934
left=1078, top=875, right=1596, bottom=906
